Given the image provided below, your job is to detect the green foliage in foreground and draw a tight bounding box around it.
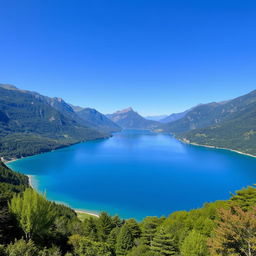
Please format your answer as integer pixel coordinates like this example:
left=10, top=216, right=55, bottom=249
left=9, top=188, right=55, bottom=240
left=2, top=162, right=256, bottom=256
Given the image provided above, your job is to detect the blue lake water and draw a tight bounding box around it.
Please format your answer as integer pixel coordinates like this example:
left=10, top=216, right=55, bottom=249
left=7, top=130, right=256, bottom=220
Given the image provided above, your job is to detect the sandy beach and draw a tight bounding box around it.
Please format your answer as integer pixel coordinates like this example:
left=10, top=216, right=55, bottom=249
left=4, top=158, right=18, bottom=164
left=75, top=209, right=99, bottom=218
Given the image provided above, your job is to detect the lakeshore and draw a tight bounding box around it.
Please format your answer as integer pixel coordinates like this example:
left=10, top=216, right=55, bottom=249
left=6, top=130, right=256, bottom=220
left=27, top=173, right=99, bottom=218
left=179, top=137, right=256, bottom=158
left=75, top=209, right=99, bottom=218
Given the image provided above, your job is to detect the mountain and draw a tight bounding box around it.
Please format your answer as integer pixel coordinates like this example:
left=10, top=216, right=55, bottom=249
left=0, top=84, right=107, bottom=160
left=75, top=108, right=121, bottom=133
left=145, top=115, right=168, bottom=121
left=163, top=90, right=256, bottom=155
left=160, top=107, right=198, bottom=123
left=106, top=107, right=159, bottom=129
left=69, top=104, right=84, bottom=112
left=45, top=97, right=121, bottom=133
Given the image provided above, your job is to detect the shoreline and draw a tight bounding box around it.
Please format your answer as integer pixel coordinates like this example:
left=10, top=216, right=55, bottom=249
left=27, top=175, right=34, bottom=188
left=179, top=138, right=256, bottom=158
left=26, top=174, right=100, bottom=218
left=74, top=209, right=99, bottom=218
left=2, top=135, right=112, bottom=164
left=4, top=158, right=18, bottom=164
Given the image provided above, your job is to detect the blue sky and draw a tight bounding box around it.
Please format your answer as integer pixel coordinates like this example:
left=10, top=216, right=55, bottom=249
left=1, top=0, right=256, bottom=115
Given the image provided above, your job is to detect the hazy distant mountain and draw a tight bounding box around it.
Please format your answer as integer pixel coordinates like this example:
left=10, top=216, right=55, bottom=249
left=69, top=104, right=84, bottom=112
left=76, top=108, right=121, bottom=133
left=160, top=105, right=201, bottom=124
left=160, top=110, right=190, bottom=123
left=163, top=90, right=256, bottom=155
left=0, top=84, right=106, bottom=159
left=162, top=100, right=233, bottom=134
left=145, top=115, right=168, bottom=121
left=106, top=107, right=159, bottom=129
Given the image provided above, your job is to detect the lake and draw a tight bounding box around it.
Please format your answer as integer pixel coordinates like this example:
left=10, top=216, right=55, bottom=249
left=7, top=130, right=256, bottom=220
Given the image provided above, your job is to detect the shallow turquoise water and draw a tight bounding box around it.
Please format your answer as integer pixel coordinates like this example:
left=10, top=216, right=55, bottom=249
left=7, top=130, right=256, bottom=220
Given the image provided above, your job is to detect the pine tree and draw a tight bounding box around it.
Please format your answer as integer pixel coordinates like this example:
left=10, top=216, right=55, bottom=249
left=83, top=217, right=98, bottom=241
left=107, top=227, right=121, bottom=252
left=97, top=212, right=113, bottom=242
left=230, top=185, right=256, bottom=210
left=151, top=227, right=176, bottom=256
left=126, top=219, right=141, bottom=239
left=116, top=224, right=134, bottom=256
left=141, top=217, right=163, bottom=245
left=112, top=215, right=123, bottom=228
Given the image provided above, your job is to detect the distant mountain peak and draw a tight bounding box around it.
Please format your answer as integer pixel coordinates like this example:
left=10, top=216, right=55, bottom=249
left=115, top=107, right=134, bottom=114
left=0, top=84, right=18, bottom=90
left=106, top=108, right=159, bottom=129
left=53, top=97, right=64, bottom=103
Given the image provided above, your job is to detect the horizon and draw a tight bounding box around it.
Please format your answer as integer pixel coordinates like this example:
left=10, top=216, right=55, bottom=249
left=1, top=0, right=256, bottom=115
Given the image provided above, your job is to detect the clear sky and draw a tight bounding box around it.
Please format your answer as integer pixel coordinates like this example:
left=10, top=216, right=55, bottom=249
left=1, top=0, right=256, bottom=115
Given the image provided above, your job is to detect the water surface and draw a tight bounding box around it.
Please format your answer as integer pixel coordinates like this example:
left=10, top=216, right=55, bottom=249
left=8, top=130, right=256, bottom=220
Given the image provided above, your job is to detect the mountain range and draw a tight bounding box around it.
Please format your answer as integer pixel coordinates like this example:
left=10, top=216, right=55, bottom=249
left=0, top=83, right=255, bottom=159
left=161, top=90, right=256, bottom=156
left=0, top=84, right=120, bottom=160
left=106, top=107, right=159, bottom=129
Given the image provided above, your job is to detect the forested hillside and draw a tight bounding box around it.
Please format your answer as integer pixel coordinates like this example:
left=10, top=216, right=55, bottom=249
left=162, top=89, right=256, bottom=156
left=76, top=107, right=121, bottom=133
left=1, top=160, right=256, bottom=255
left=0, top=84, right=118, bottom=160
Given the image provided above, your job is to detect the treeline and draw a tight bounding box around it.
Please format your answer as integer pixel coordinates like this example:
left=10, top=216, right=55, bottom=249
left=1, top=162, right=256, bottom=255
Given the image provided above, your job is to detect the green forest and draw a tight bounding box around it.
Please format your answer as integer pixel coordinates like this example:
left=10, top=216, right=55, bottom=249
left=1, top=160, right=256, bottom=256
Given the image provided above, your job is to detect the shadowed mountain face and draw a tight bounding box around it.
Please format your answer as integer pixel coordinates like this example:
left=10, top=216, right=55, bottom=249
left=0, top=84, right=116, bottom=159
left=75, top=107, right=121, bottom=133
left=162, top=89, right=256, bottom=155
left=106, top=108, right=159, bottom=129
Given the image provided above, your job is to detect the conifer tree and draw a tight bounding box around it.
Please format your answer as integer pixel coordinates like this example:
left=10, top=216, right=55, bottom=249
left=126, top=218, right=141, bottom=239
left=107, top=227, right=121, bottom=252
left=112, top=215, right=123, bottom=228
left=151, top=227, right=176, bottom=256
left=116, top=224, right=134, bottom=256
left=230, top=185, right=256, bottom=210
left=141, top=217, right=163, bottom=245
left=83, top=217, right=98, bottom=241
left=97, top=212, right=113, bottom=242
